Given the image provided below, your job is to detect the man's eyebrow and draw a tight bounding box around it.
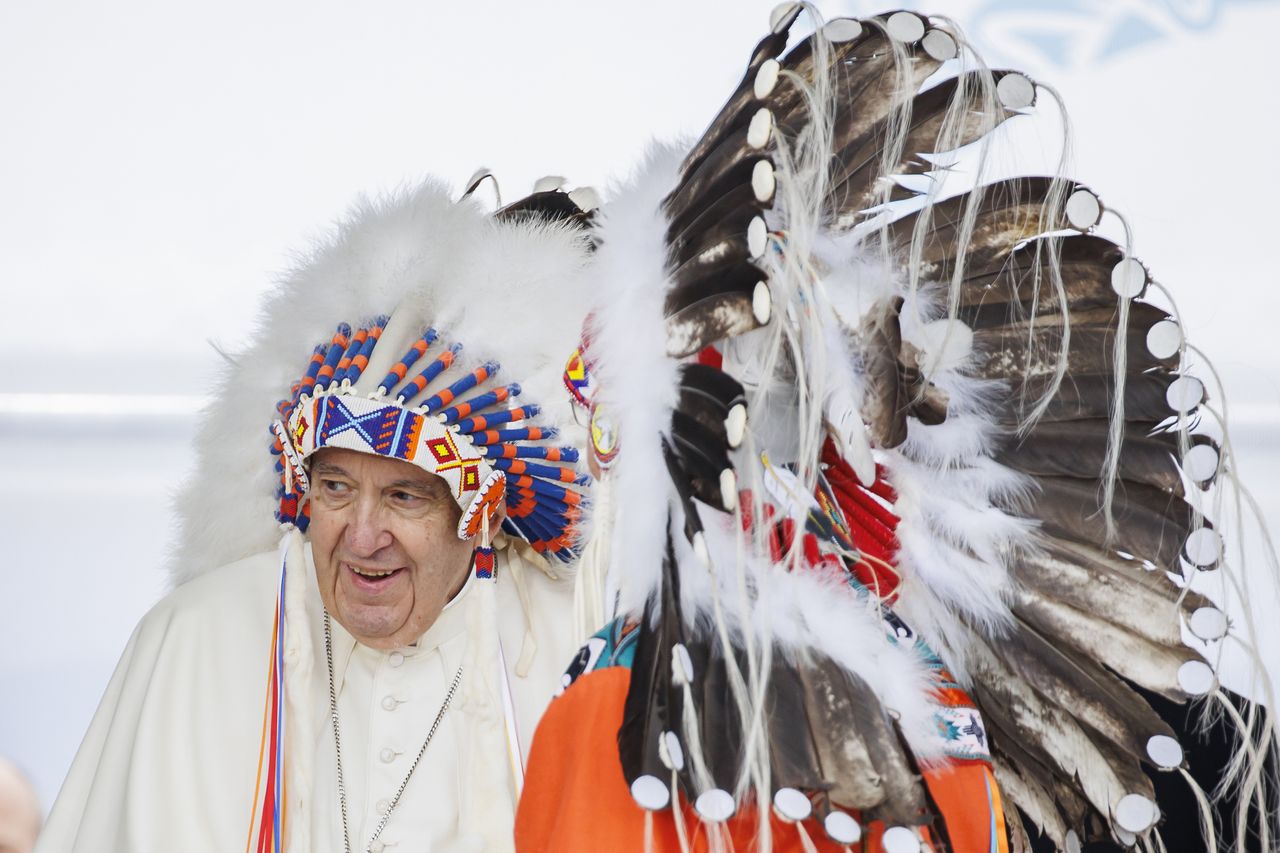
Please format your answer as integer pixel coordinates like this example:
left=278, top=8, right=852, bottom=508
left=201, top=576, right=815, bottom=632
left=388, top=477, right=449, bottom=494
left=311, top=461, right=350, bottom=478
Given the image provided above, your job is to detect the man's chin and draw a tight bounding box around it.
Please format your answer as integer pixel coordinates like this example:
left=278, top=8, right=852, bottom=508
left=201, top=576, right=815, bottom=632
left=333, top=603, right=413, bottom=648
left=332, top=573, right=415, bottom=646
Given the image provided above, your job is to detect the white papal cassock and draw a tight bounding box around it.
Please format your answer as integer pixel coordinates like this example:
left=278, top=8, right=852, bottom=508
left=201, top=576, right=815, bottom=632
left=37, top=530, right=575, bottom=852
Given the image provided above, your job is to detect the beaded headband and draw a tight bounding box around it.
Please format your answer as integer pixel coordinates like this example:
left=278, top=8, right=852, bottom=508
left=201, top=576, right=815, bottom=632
left=269, top=317, right=587, bottom=562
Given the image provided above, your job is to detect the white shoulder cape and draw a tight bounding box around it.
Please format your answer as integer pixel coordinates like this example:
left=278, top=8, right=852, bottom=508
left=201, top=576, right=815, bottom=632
left=38, top=532, right=574, bottom=853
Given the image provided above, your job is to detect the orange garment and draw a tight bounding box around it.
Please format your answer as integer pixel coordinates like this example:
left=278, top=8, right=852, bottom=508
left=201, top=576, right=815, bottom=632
left=516, top=666, right=1009, bottom=852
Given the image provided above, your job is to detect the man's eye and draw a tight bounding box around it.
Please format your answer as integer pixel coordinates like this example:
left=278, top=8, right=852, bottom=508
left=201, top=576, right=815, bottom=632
left=391, top=490, right=423, bottom=503
left=321, top=479, right=350, bottom=494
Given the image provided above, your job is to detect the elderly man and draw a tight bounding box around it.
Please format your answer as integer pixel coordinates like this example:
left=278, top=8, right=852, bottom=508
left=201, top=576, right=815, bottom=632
left=37, top=182, right=593, bottom=852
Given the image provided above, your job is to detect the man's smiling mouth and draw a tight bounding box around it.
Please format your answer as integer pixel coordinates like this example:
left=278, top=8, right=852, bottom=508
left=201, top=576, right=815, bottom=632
left=347, top=564, right=404, bottom=580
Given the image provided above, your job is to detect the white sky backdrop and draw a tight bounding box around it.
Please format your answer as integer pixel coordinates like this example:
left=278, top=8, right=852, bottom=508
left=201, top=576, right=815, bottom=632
left=2, top=0, right=1279, bottom=815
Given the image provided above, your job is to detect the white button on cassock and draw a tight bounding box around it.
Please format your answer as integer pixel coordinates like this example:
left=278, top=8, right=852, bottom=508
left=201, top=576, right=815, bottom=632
left=379, top=748, right=396, bottom=764
left=376, top=798, right=390, bottom=816
left=388, top=651, right=404, bottom=668
left=369, top=843, right=385, bottom=853
left=381, top=695, right=398, bottom=711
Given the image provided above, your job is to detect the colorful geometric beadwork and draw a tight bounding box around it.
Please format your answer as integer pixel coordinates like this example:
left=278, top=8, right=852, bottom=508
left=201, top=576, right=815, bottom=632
left=474, top=545, right=496, bottom=580
left=269, top=319, right=588, bottom=562
left=460, top=469, right=507, bottom=539
left=563, top=345, right=591, bottom=409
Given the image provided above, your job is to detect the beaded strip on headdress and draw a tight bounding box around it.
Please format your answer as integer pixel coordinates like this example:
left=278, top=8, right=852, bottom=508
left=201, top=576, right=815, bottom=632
left=268, top=319, right=587, bottom=562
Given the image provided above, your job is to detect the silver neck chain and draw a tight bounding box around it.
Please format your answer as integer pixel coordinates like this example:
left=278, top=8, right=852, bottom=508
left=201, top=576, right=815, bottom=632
left=324, top=611, right=464, bottom=853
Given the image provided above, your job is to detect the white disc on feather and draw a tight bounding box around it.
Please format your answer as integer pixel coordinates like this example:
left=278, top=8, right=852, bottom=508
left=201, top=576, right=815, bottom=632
left=1111, top=258, right=1147, bottom=298
left=725, top=404, right=747, bottom=449
left=1114, top=793, right=1159, bottom=833
left=1065, top=189, right=1102, bottom=230
left=567, top=186, right=600, bottom=213
left=1146, top=734, right=1184, bottom=769
left=922, top=28, right=958, bottom=60
left=824, top=811, right=862, bottom=844
left=1182, top=444, right=1219, bottom=483
left=886, top=11, right=926, bottom=43
left=755, top=59, right=781, bottom=99
left=996, top=72, right=1036, bottom=109
left=752, top=160, right=776, bottom=203
left=671, top=643, right=695, bottom=685
left=694, top=789, right=736, bottom=822
left=532, top=175, right=566, bottom=193
left=747, top=216, right=768, bottom=259
left=1165, top=375, right=1204, bottom=414
left=1183, top=528, right=1222, bottom=567
left=823, top=18, right=863, bottom=43
left=753, top=281, right=772, bottom=324
left=658, top=730, right=685, bottom=771
left=720, top=469, right=738, bottom=511
left=772, top=788, right=812, bottom=821
left=769, top=2, right=801, bottom=33
left=1146, top=320, right=1183, bottom=360
left=881, top=826, right=920, bottom=853
left=1115, top=827, right=1138, bottom=848
left=1177, top=660, right=1216, bottom=695
left=631, top=775, right=670, bottom=810
left=748, top=108, right=774, bottom=149
left=1189, top=606, right=1228, bottom=641
left=1065, top=829, right=1083, bottom=853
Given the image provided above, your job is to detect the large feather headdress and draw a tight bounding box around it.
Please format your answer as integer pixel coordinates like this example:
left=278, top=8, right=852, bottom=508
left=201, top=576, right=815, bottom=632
left=570, top=7, right=1277, bottom=851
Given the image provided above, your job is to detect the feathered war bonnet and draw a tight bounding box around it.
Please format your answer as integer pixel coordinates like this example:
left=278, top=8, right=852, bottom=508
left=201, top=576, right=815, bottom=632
left=170, top=180, right=594, bottom=581
left=567, top=6, right=1276, bottom=852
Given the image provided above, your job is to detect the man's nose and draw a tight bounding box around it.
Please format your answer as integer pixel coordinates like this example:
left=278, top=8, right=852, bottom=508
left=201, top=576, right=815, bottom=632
left=344, top=497, right=393, bottom=556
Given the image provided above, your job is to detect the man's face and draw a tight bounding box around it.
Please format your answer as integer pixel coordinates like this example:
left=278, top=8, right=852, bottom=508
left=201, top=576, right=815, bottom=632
left=307, top=447, right=473, bottom=650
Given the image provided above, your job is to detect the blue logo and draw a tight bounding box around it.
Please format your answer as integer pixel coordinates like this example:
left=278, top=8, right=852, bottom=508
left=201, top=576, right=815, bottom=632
left=878, top=0, right=1275, bottom=67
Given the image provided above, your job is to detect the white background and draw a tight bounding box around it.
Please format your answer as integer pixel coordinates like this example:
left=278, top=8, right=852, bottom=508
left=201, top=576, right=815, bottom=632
left=2, top=0, right=1278, bottom=815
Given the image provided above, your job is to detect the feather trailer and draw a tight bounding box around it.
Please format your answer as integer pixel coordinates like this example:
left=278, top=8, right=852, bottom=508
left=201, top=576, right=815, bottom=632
left=762, top=15, right=928, bottom=142
left=676, top=364, right=747, bottom=450
left=954, top=235, right=1133, bottom=326
left=995, top=421, right=1188, bottom=495
left=970, top=318, right=1175, bottom=383
left=1011, top=542, right=1212, bottom=648
left=993, top=615, right=1184, bottom=770
left=881, top=176, right=1090, bottom=278
left=674, top=16, right=798, bottom=184
left=666, top=186, right=767, bottom=272
left=1030, top=475, right=1201, bottom=573
left=975, top=686, right=1104, bottom=835
left=1010, top=582, right=1209, bottom=703
left=835, top=669, right=931, bottom=827
left=993, top=758, right=1071, bottom=851
left=669, top=411, right=736, bottom=512
left=1005, top=370, right=1186, bottom=425
left=830, top=68, right=1028, bottom=215
left=795, top=657, right=892, bottom=810
left=859, top=296, right=912, bottom=448
left=967, top=633, right=1161, bottom=833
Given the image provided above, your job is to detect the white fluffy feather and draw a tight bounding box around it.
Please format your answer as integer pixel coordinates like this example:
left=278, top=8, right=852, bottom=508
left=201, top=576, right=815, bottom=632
left=583, top=143, right=686, bottom=619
